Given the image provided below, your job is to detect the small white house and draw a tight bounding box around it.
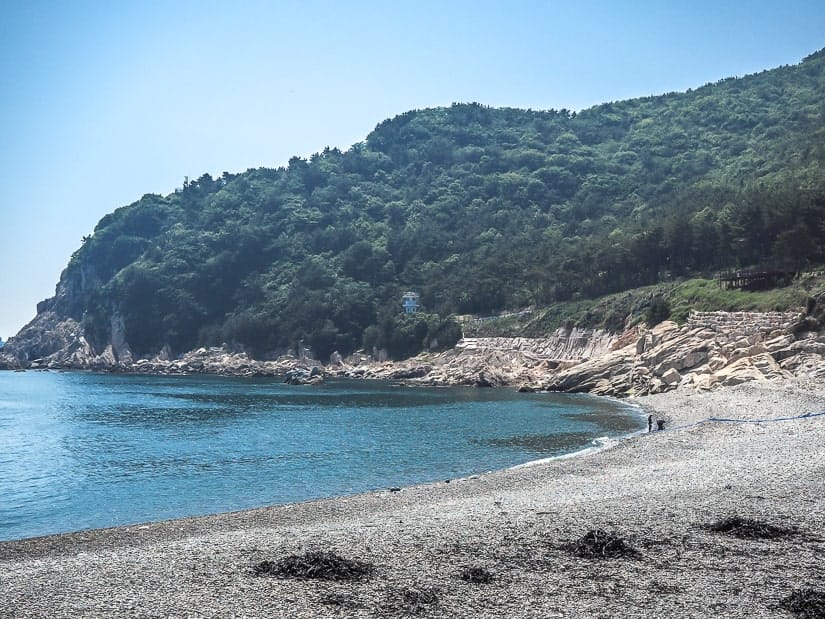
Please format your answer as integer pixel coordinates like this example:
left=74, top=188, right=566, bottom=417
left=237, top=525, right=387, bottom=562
left=402, top=291, right=420, bottom=314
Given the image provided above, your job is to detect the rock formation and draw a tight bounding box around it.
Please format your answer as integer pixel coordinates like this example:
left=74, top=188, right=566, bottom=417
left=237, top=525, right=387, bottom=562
left=329, top=327, right=617, bottom=387
left=329, top=310, right=824, bottom=397
left=3, top=295, right=823, bottom=399
left=543, top=311, right=820, bottom=396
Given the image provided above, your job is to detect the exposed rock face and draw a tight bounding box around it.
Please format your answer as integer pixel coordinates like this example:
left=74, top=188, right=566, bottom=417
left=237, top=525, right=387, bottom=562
left=3, top=299, right=823, bottom=399
left=543, top=312, right=811, bottom=396
left=109, top=313, right=133, bottom=366
left=3, top=260, right=119, bottom=369
left=128, top=347, right=322, bottom=378
left=2, top=310, right=139, bottom=370
left=456, top=327, right=618, bottom=361
left=3, top=312, right=93, bottom=367
left=0, top=353, right=21, bottom=370
left=329, top=328, right=623, bottom=388
left=329, top=310, right=822, bottom=397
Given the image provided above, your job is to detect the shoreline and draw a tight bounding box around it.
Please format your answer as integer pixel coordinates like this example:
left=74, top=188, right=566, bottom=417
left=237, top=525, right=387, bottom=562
left=0, top=383, right=648, bottom=548
left=2, top=377, right=824, bottom=617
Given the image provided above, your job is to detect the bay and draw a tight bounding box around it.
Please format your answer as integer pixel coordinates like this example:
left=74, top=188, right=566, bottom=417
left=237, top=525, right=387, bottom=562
left=0, top=371, right=643, bottom=541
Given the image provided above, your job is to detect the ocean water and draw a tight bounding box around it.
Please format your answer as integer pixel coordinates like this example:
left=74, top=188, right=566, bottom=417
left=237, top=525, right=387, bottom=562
left=0, top=371, right=643, bottom=542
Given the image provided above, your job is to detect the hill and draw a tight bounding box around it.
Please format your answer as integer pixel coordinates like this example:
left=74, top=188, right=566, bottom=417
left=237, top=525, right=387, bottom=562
left=6, top=48, right=825, bottom=366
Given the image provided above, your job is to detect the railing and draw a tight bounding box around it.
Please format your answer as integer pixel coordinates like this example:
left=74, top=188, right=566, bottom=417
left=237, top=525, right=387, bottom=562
left=716, top=269, right=789, bottom=290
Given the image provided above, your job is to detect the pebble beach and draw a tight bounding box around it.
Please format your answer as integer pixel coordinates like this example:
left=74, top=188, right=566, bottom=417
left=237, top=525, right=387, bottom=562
left=2, top=378, right=824, bottom=618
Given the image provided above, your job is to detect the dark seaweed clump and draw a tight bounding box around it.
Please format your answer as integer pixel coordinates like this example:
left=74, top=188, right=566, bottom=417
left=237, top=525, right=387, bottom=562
left=253, top=551, right=374, bottom=581
left=567, top=529, right=638, bottom=559
left=459, top=566, right=494, bottom=584
left=781, top=589, right=825, bottom=618
left=706, top=516, right=798, bottom=540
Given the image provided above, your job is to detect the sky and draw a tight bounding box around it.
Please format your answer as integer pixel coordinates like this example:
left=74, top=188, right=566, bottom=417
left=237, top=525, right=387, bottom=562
left=1, top=0, right=824, bottom=339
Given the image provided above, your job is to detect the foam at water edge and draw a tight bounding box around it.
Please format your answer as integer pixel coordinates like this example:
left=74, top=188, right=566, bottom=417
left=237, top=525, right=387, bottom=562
left=510, top=400, right=648, bottom=470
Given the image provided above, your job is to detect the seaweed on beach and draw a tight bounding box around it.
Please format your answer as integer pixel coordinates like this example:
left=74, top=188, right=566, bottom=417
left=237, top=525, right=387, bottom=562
left=459, top=566, right=494, bottom=584
left=781, top=589, right=825, bottom=618
left=566, top=529, right=638, bottom=559
left=706, top=516, right=798, bottom=540
left=253, top=551, right=374, bottom=581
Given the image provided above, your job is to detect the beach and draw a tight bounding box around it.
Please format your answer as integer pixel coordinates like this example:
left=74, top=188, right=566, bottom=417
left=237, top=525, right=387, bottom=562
left=1, top=378, right=823, bottom=618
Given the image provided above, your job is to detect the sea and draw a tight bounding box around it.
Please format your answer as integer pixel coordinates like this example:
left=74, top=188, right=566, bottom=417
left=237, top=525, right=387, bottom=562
left=0, top=371, right=644, bottom=542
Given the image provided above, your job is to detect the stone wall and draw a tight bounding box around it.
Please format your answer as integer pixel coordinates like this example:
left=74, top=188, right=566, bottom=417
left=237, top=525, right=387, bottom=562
left=686, top=311, right=800, bottom=337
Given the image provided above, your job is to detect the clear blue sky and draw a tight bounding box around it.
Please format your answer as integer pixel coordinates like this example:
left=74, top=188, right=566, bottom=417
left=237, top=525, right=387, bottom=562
left=1, top=0, right=824, bottom=339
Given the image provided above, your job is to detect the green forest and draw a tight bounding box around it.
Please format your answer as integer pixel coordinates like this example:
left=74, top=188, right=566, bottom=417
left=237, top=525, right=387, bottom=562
left=44, top=48, right=825, bottom=361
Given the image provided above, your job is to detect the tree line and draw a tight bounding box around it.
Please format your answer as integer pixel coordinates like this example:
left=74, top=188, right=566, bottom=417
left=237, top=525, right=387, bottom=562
left=49, top=48, right=825, bottom=360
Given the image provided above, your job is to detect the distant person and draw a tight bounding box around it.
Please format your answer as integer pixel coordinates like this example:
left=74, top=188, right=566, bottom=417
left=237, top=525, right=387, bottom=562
left=648, top=414, right=653, bottom=433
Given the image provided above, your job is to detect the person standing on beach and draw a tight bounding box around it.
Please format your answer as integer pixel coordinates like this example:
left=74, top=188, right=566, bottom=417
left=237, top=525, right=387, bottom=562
left=648, top=414, right=654, bottom=432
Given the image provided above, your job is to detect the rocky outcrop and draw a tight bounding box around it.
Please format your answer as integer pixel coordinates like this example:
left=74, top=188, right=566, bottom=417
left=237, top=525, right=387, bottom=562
left=284, top=366, right=324, bottom=385
left=543, top=311, right=814, bottom=396
left=457, top=327, right=618, bottom=362
left=127, top=347, right=322, bottom=378
left=3, top=312, right=93, bottom=368
left=4, top=300, right=823, bottom=399
left=543, top=346, right=637, bottom=396
left=3, top=257, right=118, bottom=368
left=0, top=353, right=21, bottom=370
left=2, top=310, right=138, bottom=370
left=329, top=328, right=621, bottom=387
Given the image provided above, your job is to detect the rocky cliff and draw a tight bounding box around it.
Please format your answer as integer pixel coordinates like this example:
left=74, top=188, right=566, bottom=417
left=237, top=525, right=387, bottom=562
left=329, top=327, right=620, bottom=387
left=541, top=310, right=825, bottom=395
left=329, top=309, right=825, bottom=396
left=4, top=291, right=824, bottom=398
left=1, top=257, right=120, bottom=369
left=2, top=311, right=133, bottom=370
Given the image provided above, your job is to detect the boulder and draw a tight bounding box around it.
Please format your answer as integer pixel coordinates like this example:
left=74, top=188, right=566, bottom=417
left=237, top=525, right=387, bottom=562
left=764, top=334, right=795, bottom=354
left=542, top=347, right=636, bottom=395
left=661, top=368, right=681, bottom=386
left=284, top=367, right=325, bottom=385
left=770, top=339, right=825, bottom=362
left=713, top=352, right=789, bottom=387
left=388, top=365, right=432, bottom=379
left=474, top=367, right=509, bottom=387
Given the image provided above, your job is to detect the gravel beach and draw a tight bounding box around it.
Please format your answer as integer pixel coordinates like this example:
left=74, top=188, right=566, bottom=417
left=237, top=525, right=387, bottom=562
left=2, top=378, right=824, bottom=618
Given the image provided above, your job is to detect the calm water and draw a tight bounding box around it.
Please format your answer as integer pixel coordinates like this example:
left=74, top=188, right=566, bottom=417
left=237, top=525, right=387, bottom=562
left=0, top=371, right=643, bottom=541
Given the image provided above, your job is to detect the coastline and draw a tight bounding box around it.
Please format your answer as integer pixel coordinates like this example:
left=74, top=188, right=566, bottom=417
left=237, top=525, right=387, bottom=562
left=0, top=381, right=647, bottom=545
left=2, top=377, right=823, bottom=617
left=509, top=396, right=649, bottom=469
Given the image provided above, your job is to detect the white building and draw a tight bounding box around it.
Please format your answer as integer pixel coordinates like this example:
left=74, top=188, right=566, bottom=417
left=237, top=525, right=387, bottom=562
left=402, top=292, right=420, bottom=314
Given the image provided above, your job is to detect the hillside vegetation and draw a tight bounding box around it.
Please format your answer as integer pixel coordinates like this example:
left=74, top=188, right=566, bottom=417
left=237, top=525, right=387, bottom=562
left=463, top=273, right=825, bottom=338
left=37, top=48, right=825, bottom=361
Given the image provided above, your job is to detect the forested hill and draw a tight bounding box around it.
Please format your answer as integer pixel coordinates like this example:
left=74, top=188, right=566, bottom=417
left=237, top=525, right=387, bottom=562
left=23, top=48, right=825, bottom=362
